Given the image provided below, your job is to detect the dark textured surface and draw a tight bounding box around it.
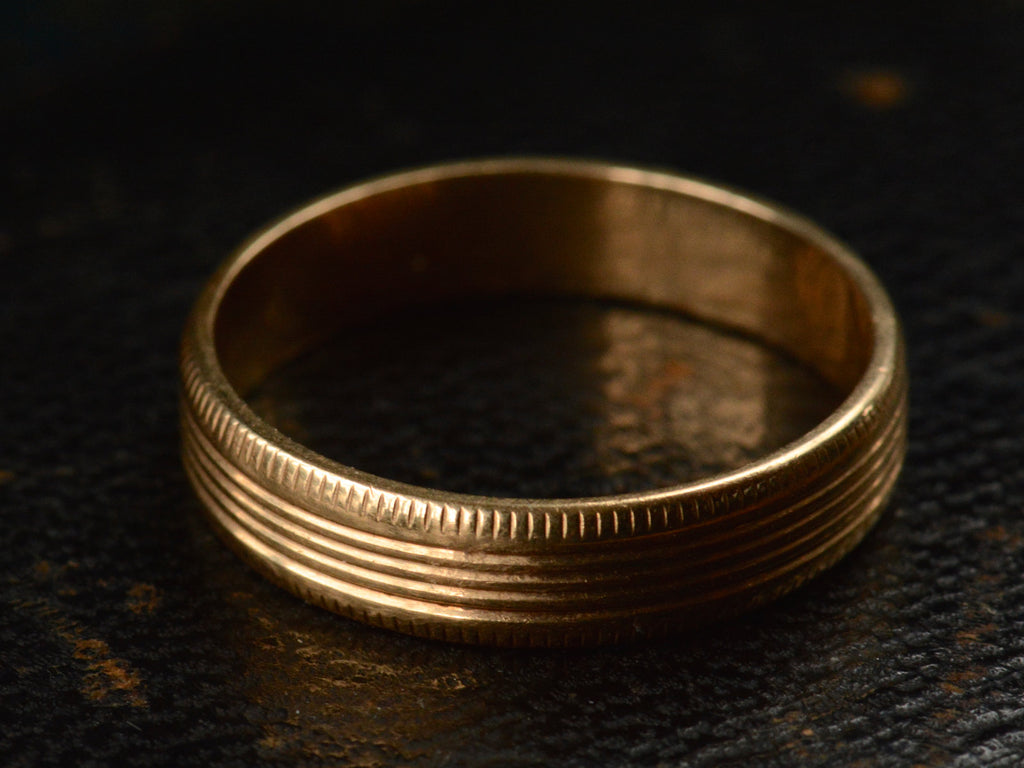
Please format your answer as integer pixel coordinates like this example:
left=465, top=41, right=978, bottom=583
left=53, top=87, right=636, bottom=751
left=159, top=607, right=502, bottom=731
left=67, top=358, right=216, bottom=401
left=250, top=297, right=841, bottom=499
left=3, top=2, right=1024, bottom=766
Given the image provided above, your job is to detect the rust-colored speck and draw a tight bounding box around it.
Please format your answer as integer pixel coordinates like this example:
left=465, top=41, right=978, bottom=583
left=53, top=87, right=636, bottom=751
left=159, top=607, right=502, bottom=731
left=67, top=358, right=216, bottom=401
left=843, top=70, right=909, bottom=109
left=258, top=733, right=288, bottom=752
left=975, top=308, right=1011, bottom=328
left=980, top=525, right=1023, bottom=548
left=630, top=359, right=694, bottom=409
left=126, top=583, right=161, bottom=614
left=941, top=666, right=987, bottom=695
left=0, top=469, right=15, bottom=485
left=73, top=638, right=145, bottom=705
left=18, top=569, right=148, bottom=708
left=956, top=623, right=997, bottom=646
left=54, top=622, right=147, bottom=707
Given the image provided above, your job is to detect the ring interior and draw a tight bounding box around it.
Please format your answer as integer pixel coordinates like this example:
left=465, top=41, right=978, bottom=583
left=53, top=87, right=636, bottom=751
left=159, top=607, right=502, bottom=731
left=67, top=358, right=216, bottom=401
left=213, top=170, right=874, bottom=405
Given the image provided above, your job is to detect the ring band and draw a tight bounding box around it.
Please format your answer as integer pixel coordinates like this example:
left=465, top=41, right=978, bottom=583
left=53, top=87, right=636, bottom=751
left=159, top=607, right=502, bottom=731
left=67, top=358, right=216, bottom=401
left=180, top=158, right=907, bottom=646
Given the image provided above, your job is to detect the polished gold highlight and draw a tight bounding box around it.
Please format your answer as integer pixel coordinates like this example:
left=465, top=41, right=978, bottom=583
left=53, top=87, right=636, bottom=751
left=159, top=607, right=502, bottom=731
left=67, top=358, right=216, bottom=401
left=180, top=159, right=907, bottom=646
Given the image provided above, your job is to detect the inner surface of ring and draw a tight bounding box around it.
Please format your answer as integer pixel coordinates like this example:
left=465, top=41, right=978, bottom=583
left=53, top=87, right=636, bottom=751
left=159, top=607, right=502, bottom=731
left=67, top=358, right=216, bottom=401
left=247, top=296, right=843, bottom=497
left=214, top=171, right=874, bottom=417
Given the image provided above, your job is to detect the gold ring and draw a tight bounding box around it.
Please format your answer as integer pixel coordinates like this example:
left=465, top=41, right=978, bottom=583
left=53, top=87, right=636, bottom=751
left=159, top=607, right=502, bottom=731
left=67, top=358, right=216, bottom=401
left=180, top=158, right=907, bottom=646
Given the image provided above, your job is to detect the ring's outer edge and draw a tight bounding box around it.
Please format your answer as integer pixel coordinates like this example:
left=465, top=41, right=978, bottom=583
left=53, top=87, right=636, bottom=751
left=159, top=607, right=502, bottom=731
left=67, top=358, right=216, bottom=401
left=179, top=157, right=908, bottom=646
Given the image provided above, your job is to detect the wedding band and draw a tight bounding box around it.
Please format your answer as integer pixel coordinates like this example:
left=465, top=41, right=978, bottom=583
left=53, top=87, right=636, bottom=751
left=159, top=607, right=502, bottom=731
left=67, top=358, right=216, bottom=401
left=180, top=158, right=907, bottom=646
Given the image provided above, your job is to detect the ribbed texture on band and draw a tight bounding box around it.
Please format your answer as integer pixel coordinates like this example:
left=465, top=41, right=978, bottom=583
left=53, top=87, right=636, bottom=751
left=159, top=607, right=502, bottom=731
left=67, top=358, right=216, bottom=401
left=180, top=335, right=907, bottom=647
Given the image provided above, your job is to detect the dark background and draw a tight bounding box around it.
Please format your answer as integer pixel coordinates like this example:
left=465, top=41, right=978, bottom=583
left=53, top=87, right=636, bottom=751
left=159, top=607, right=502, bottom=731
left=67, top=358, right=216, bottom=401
left=3, top=2, right=1024, bottom=765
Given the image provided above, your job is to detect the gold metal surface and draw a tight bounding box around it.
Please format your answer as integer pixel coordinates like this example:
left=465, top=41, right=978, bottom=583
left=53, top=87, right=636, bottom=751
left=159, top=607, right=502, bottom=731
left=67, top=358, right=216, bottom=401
left=180, top=158, right=908, bottom=646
